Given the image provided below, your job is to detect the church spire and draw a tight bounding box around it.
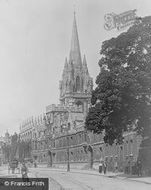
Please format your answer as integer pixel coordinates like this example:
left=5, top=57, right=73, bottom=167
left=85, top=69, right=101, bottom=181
left=69, top=12, right=82, bottom=66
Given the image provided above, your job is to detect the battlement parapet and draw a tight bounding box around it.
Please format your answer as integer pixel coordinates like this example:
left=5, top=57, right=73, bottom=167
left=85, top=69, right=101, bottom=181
left=46, top=104, right=67, bottom=113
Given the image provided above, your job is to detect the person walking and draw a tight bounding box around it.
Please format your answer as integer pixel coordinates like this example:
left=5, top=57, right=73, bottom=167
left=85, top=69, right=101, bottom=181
left=8, top=162, right=11, bottom=174
left=34, top=162, right=37, bottom=168
left=21, top=162, right=28, bottom=178
left=99, top=159, right=103, bottom=173
left=114, top=161, right=118, bottom=173
left=17, top=162, right=21, bottom=174
left=103, top=161, right=107, bottom=174
left=137, top=160, right=142, bottom=176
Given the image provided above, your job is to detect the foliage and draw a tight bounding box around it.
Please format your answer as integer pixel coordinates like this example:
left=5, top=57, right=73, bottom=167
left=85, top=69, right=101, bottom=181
left=85, top=16, right=151, bottom=145
left=18, top=140, right=32, bottom=161
left=2, top=143, right=11, bottom=162
left=2, top=133, right=32, bottom=162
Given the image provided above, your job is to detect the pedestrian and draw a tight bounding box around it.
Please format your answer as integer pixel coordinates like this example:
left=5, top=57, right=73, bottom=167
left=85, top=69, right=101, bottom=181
left=17, top=162, right=21, bottom=174
left=8, top=162, right=11, bottom=174
left=99, top=159, right=103, bottom=173
left=103, top=161, right=107, bottom=174
left=114, top=161, right=118, bottom=173
left=34, top=162, right=37, bottom=168
left=128, top=161, right=130, bottom=174
left=137, top=160, right=142, bottom=177
left=21, top=162, right=28, bottom=178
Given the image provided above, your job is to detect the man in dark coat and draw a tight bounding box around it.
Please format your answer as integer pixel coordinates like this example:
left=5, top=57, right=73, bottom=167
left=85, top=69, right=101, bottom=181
left=137, top=160, right=142, bottom=176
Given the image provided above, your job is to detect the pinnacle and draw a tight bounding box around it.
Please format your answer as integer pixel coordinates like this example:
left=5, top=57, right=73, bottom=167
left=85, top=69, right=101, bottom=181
left=83, top=54, right=87, bottom=65
left=83, top=55, right=89, bottom=74
left=65, top=57, right=68, bottom=67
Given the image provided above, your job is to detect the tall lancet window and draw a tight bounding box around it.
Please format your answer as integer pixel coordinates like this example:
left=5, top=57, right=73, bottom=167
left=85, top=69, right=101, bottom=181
left=76, top=76, right=80, bottom=92
left=69, top=81, right=72, bottom=91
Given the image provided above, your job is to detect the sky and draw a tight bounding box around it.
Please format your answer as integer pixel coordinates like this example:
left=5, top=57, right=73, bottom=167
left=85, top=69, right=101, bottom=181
left=0, top=0, right=151, bottom=136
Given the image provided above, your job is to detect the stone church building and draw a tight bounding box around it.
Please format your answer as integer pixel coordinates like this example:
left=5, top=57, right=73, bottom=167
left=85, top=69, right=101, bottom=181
left=46, top=12, right=93, bottom=135
left=28, top=13, right=142, bottom=173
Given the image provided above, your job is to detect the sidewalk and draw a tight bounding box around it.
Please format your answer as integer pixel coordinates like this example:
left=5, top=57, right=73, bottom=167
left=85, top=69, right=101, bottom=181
left=49, top=167, right=121, bottom=177
left=36, top=165, right=151, bottom=185
left=116, top=173, right=151, bottom=185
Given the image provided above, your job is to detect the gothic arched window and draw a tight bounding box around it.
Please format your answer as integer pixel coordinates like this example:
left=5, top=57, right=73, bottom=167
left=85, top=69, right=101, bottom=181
left=66, top=80, right=68, bottom=89
left=76, top=76, right=80, bottom=92
left=69, top=81, right=72, bottom=91
left=81, top=78, right=84, bottom=91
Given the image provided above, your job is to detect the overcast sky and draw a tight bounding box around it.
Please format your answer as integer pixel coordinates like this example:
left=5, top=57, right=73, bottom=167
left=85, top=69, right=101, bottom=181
left=0, top=0, right=151, bottom=136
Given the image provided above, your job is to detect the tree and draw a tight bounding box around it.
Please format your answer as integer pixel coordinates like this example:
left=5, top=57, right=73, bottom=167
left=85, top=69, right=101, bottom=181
left=2, top=143, right=11, bottom=163
left=85, top=16, right=151, bottom=145
left=10, top=133, right=19, bottom=160
left=18, top=140, right=32, bottom=161
left=2, top=133, right=33, bottom=163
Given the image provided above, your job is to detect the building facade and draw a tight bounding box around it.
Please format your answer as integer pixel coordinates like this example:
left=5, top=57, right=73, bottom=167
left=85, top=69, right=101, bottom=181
left=48, top=130, right=141, bottom=172
left=19, top=115, right=49, bottom=163
left=42, top=13, right=142, bottom=172
left=21, top=13, right=142, bottom=173
left=20, top=119, right=33, bottom=142
left=31, top=115, right=48, bottom=163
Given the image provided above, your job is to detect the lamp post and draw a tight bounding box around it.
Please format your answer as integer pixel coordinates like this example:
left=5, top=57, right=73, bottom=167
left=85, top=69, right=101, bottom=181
left=66, top=123, right=70, bottom=172
left=129, top=139, right=133, bottom=174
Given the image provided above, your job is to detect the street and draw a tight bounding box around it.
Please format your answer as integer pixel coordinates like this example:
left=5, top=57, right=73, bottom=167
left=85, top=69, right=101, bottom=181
left=0, top=165, right=151, bottom=190
left=28, top=167, right=151, bottom=190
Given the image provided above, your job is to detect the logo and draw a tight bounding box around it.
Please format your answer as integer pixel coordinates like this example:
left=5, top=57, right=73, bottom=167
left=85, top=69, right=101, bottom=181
left=104, top=9, right=137, bottom=31
left=4, top=181, right=9, bottom=186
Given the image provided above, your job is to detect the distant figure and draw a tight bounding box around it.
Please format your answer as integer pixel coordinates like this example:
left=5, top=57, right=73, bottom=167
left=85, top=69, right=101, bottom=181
left=8, top=162, right=11, bottom=174
left=114, top=161, right=118, bottom=172
left=99, top=159, right=103, bottom=173
left=103, top=161, right=107, bottom=174
left=21, top=162, right=28, bottom=178
left=34, top=162, right=37, bottom=168
left=128, top=161, right=131, bottom=174
left=17, top=162, right=21, bottom=174
left=11, top=164, right=15, bottom=174
left=137, top=160, right=142, bottom=176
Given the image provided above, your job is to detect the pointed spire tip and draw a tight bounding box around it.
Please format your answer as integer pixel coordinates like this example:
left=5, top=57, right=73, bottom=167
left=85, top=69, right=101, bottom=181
left=73, top=3, right=76, bottom=16
left=69, top=11, right=82, bottom=66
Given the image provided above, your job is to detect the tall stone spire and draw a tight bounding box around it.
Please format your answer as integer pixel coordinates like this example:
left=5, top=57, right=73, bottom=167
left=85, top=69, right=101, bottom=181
left=69, top=12, right=82, bottom=66
left=59, top=11, right=93, bottom=106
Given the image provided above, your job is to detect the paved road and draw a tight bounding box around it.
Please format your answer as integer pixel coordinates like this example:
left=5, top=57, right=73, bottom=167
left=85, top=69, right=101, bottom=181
left=30, top=167, right=151, bottom=190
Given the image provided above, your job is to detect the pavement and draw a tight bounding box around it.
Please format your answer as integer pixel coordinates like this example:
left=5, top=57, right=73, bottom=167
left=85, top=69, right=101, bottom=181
left=37, top=164, right=151, bottom=185
left=31, top=167, right=151, bottom=190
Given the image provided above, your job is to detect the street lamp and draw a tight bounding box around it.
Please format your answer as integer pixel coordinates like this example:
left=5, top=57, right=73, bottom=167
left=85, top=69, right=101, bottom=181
left=66, top=123, right=70, bottom=172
